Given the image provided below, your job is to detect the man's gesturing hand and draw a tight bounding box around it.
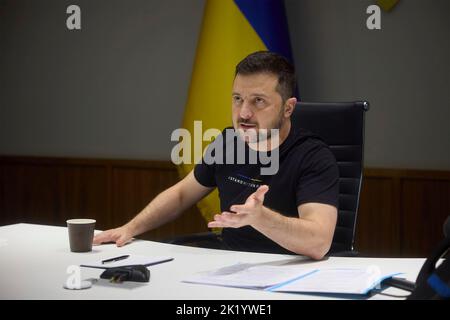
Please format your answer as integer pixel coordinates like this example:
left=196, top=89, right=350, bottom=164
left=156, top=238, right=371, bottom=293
left=208, top=185, right=269, bottom=228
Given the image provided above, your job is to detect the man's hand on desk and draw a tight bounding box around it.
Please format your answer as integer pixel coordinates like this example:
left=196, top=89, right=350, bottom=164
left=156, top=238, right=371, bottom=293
left=92, top=226, right=133, bottom=247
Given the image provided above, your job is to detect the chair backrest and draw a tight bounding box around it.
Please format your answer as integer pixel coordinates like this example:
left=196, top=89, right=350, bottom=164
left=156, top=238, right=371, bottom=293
left=291, top=101, right=369, bottom=254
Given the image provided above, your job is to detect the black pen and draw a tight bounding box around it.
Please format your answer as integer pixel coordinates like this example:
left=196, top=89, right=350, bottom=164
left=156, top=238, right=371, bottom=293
left=102, top=254, right=130, bottom=264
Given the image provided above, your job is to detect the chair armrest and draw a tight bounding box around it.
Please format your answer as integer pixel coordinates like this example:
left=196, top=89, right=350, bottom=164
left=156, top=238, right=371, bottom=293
left=328, top=250, right=360, bottom=257
left=162, top=232, right=219, bottom=245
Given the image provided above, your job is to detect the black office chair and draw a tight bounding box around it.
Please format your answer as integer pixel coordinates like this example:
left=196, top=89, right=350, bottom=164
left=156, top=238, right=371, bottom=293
left=165, top=101, right=369, bottom=256
left=292, top=101, right=369, bottom=255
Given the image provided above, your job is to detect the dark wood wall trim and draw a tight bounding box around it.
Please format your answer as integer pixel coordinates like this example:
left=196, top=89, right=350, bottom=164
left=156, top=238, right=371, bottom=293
left=365, top=167, right=450, bottom=180
left=0, top=155, right=207, bottom=241
left=1, top=156, right=449, bottom=257
left=0, top=155, right=175, bottom=169
left=357, top=167, right=450, bottom=257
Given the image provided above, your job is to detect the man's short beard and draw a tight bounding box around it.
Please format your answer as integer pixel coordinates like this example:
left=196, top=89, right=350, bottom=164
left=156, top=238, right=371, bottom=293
left=233, top=102, right=286, bottom=143
left=258, top=104, right=285, bottom=142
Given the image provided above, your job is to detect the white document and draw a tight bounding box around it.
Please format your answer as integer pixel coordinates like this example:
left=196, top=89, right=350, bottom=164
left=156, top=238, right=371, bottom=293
left=80, top=254, right=173, bottom=269
left=183, top=263, right=316, bottom=289
left=269, top=268, right=400, bottom=295
left=184, top=264, right=399, bottom=295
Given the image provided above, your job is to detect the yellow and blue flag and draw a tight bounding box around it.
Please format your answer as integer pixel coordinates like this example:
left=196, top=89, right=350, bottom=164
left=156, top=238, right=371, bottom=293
left=179, top=0, right=295, bottom=222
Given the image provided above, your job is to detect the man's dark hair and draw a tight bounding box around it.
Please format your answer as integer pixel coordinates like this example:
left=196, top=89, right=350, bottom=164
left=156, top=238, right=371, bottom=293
left=235, top=51, right=296, bottom=102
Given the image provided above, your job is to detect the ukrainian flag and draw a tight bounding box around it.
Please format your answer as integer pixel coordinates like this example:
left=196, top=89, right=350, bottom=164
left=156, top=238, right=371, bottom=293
left=179, top=0, right=295, bottom=222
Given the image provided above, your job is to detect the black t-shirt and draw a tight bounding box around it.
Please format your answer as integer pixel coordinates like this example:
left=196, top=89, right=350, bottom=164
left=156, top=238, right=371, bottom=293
left=194, top=126, right=339, bottom=254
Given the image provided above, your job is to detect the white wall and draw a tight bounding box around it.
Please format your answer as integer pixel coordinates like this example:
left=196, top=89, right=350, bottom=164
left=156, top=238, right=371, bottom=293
left=285, top=0, right=450, bottom=169
left=1, top=0, right=449, bottom=169
left=0, top=0, right=204, bottom=160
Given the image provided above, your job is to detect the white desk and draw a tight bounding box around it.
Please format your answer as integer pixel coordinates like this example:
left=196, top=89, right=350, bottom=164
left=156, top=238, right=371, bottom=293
left=0, top=223, right=423, bottom=300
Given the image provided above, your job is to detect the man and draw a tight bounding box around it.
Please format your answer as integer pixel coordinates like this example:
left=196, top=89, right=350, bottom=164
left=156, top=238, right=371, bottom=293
left=94, top=51, right=339, bottom=260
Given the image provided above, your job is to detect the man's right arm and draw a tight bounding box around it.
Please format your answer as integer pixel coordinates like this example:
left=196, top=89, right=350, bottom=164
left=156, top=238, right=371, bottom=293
left=93, top=170, right=213, bottom=246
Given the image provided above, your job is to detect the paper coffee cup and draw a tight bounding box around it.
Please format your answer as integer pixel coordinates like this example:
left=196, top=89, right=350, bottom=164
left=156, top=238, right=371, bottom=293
left=67, top=219, right=96, bottom=252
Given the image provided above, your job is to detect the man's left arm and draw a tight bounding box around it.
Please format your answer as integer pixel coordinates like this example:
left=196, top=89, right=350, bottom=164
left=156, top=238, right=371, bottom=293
left=254, top=200, right=337, bottom=260
left=208, top=186, right=337, bottom=260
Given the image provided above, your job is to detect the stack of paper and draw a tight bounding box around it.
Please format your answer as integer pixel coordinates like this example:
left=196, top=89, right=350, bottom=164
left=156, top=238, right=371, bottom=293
left=268, top=268, right=399, bottom=295
left=183, top=263, right=400, bottom=295
left=183, top=263, right=315, bottom=289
